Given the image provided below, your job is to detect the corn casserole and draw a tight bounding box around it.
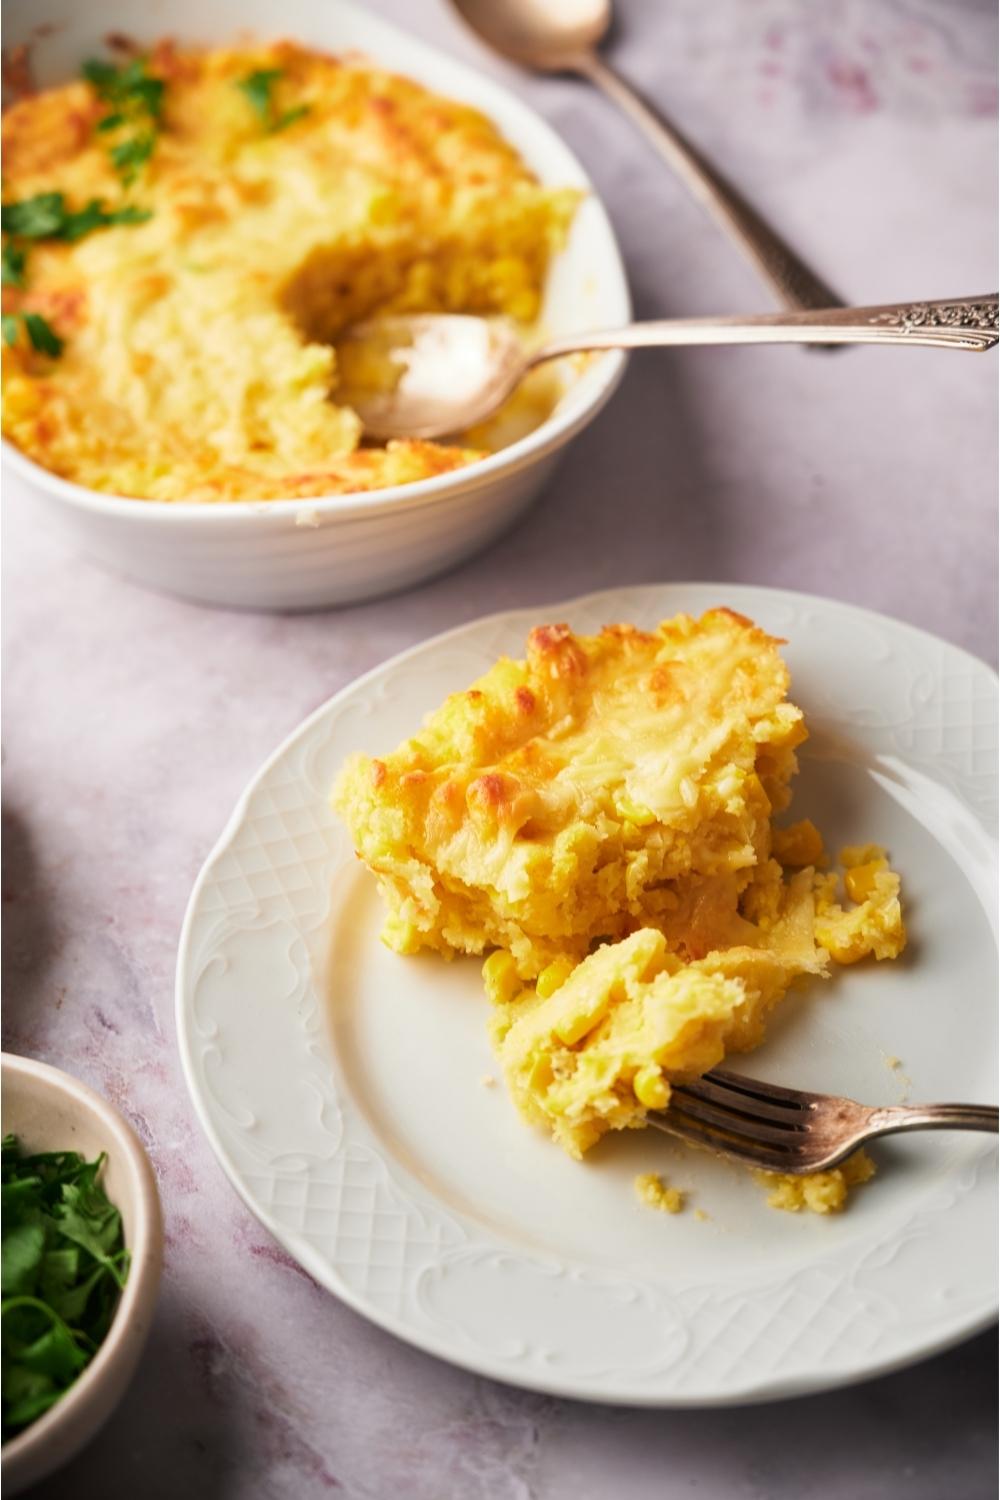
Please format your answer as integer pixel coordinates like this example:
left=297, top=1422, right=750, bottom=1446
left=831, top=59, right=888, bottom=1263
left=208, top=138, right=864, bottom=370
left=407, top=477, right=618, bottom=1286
left=1, top=40, right=578, bottom=501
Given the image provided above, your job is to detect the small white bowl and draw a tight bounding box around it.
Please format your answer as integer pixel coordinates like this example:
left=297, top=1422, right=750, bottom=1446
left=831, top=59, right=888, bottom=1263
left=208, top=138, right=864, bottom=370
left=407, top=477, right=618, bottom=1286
left=1, top=1053, right=163, bottom=1496
left=2, top=0, right=630, bottom=611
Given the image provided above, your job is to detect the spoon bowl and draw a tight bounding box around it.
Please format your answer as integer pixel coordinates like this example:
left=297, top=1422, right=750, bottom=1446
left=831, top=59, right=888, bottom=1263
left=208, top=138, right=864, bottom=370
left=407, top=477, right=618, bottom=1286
left=450, top=0, right=609, bottom=69
left=337, top=316, right=530, bottom=441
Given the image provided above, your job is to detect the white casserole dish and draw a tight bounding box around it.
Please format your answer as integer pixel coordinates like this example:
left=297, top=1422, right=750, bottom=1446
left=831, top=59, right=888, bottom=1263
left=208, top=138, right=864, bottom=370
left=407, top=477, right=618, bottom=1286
left=2, top=0, right=630, bottom=610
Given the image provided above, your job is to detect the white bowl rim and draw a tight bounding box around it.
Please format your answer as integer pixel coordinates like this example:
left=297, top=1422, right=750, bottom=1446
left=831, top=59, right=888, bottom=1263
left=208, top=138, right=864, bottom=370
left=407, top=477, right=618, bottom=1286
left=1, top=1051, right=164, bottom=1467
left=0, top=0, right=631, bottom=525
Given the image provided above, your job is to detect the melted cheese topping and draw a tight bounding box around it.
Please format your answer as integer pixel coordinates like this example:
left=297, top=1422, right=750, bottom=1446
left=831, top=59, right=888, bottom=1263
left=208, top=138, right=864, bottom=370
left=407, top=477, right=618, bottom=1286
left=1, top=40, right=577, bottom=501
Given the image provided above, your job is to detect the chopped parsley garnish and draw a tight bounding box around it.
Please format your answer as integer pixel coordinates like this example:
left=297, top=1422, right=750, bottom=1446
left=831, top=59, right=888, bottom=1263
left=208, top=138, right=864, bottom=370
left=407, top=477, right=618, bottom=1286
left=2, top=192, right=152, bottom=245
left=22, top=313, right=64, bottom=358
left=83, top=56, right=164, bottom=122
left=60, top=198, right=153, bottom=241
left=1, top=192, right=66, bottom=240
left=2, top=242, right=25, bottom=287
left=109, top=132, right=157, bottom=185
left=1, top=194, right=151, bottom=357
left=83, top=55, right=164, bottom=182
left=1, top=1134, right=129, bottom=1441
left=1, top=311, right=63, bottom=357
left=1, top=55, right=163, bottom=362
left=273, top=105, right=311, bottom=133
left=236, top=68, right=310, bottom=133
left=237, top=67, right=282, bottom=122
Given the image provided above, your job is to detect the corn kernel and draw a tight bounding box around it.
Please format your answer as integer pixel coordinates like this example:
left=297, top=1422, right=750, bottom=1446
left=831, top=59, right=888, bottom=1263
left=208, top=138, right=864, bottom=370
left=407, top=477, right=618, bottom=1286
left=617, top=794, right=656, bottom=827
left=536, top=956, right=575, bottom=998
left=840, top=843, right=886, bottom=868
left=482, top=950, right=521, bottom=1005
left=845, top=862, right=881, bottom=903
left=383, top=916, right=421, bottom=953
left=634, top=1064, right=670, bottom=1110
left=772, top=819, right=825, bottom=867
left=554, top=991, right=608, bottom=1046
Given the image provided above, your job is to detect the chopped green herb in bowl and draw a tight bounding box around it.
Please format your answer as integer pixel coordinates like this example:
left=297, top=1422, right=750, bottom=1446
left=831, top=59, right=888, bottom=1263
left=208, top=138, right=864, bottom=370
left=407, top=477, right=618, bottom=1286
left=1, top=1054, right=162, bottom=1493
left=2, top=1135, right=129, bottom=1443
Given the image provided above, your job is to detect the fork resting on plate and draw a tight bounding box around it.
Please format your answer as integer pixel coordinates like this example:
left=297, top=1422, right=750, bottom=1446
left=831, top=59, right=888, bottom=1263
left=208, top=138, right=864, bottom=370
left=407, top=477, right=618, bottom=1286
left=650, top=1070, right=999, bottom=1173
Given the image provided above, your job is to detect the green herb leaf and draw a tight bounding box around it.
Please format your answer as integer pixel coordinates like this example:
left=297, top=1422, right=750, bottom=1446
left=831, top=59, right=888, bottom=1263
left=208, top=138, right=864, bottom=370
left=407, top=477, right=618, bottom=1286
left=2, top=313, right=20, bottom=347
left=59, top=199, right=153, bottom=242
left=272, top=104, right=311, bottom=134
left=1, top=1363, right=63, bottom=1430
left=236, top=69, right=309, bottom=134
left=110, top=131, right=156, bottom=185
left=1, top=1223, right=46, bottom=1296
left=22, top=313, right=63, bottom=358
left=1, top=194, right=152, bottom=248
left=2, top=1297, right=90, bottom=1379
left=1, top=1138, right=129, bottom=1442
left=84, top=56, right=164, bottom=180
left=106, top=204, right=152, bottom=227
left=237, top=68, right=283, bottom=123
left=2, top=241, right=26, bottom=286
left=50, top=1173, right=126, bottom=1283
left=38, top=1246, right=80, bottom=1308
left=112, top=59, right=164, bottom=119
left=84, top=57, right=164, bottom=121
left=1, top=192, right=67, bottom=239
left=81, top=58, right=120, bottom=92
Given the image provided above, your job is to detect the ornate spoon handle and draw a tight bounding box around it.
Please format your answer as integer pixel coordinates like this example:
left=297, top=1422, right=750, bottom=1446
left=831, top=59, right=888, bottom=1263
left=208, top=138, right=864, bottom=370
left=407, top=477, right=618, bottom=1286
left=531, top=295, right=1000, bottom=362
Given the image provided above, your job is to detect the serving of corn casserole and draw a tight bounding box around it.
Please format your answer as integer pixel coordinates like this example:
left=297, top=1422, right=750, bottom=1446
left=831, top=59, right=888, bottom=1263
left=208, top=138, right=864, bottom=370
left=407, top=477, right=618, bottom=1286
left=334, top=608, right=905, bottom=1209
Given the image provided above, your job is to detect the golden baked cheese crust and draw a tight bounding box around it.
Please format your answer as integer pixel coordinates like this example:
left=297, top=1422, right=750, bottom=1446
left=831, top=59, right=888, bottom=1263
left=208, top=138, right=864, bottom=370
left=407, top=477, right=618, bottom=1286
left=334, top=608, right=810, bottom=977
left=1, top=40, right=578, bottom=501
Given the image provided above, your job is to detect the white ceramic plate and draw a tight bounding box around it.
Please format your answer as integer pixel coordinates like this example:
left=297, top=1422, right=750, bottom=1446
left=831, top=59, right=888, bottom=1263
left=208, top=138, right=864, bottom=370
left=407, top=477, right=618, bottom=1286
left=176, top=584, right=999, bottom=1405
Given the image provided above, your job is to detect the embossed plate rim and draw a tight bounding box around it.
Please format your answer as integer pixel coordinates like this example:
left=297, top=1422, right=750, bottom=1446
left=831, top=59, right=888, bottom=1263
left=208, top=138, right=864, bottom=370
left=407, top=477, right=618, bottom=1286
left=176, top=583, right=998, bottom=1406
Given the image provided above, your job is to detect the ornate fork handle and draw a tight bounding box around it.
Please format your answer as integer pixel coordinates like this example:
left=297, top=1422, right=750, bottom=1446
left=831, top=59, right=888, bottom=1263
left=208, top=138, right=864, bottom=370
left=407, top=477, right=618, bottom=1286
left=864, top=1102, right=999, bottom=1142
left=533, top=294, right=1000, bottom=361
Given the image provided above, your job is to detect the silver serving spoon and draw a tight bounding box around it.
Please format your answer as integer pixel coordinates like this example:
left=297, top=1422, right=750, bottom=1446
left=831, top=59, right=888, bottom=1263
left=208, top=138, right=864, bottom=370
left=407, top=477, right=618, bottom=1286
left=339, top=295, right=999, bottom=441
left=447, top=0, right=840, bottom=312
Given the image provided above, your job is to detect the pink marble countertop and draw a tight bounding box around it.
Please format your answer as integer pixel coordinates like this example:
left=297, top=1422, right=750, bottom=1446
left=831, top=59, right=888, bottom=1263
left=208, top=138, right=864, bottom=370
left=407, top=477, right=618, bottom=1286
left=3, top=1, right=997, bottom=1495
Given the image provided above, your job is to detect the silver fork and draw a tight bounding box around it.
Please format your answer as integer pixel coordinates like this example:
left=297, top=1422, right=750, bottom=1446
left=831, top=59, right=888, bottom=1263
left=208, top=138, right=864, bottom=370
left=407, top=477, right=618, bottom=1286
left=648, top=1070, right=999, bottom=1174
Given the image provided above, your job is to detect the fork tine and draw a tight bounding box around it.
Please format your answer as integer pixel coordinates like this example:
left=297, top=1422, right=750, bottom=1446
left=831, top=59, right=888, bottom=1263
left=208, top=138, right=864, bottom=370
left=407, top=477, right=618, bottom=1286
left=705, top=1069, right=822, bottom=1109
left=648, top=1111, right=805, bottom=1172
left=667, top=1088, right=809, bottom=1145
left=675, top=1074, right=814, bottom=1126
